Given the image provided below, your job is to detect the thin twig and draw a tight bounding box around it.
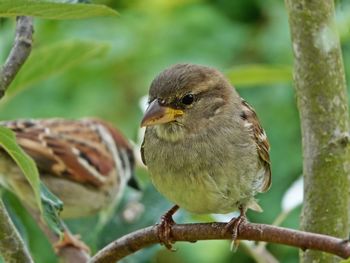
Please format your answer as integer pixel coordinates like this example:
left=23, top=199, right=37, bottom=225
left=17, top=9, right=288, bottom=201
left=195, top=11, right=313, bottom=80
left=0, top=16, right=33, bottom=98
left=90, top=222, right=350, bottom=262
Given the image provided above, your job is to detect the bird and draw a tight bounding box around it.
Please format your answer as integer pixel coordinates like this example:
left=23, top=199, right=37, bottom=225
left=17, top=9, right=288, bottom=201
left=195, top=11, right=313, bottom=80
left=0, top=118, right=139, bottom=251
left=140, top=63, right=271, bottom=249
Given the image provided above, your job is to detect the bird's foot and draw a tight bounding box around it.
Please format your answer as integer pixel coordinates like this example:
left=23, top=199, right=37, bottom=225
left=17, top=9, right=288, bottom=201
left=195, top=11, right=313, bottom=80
left=157, top=205, right=179, bottom=251
left=223, top=206, right=247, bottom=252
left=54, top=230, right=90, bottom=254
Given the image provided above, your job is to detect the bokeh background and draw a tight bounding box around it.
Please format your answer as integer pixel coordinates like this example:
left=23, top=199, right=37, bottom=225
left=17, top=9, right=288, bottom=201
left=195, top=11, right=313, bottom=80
left=1, top=0, right=350, bottom=262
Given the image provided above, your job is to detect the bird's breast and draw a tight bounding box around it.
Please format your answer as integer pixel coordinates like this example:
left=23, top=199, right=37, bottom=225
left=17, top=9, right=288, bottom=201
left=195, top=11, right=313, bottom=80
left=144, top=128, right=259, bottom=214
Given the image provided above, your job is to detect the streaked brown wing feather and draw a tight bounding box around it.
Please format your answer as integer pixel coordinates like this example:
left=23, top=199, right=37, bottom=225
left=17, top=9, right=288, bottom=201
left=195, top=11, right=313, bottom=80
left=0, top=119, right=119, bottom=187
left=241, top=100, right=271, bottom=192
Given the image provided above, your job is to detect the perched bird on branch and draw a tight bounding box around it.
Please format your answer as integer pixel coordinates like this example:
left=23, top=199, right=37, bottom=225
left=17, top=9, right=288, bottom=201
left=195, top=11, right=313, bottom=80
left=0, top=118, right=139, bottom=251
left=141, top=64, right=271, bottom=249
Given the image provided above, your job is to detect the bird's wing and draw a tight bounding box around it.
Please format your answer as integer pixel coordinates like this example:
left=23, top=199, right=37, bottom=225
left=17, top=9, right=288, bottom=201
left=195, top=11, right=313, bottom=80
left=240, top=99, right=271, bottom=192
left=0, top=118, right=133, bottom=187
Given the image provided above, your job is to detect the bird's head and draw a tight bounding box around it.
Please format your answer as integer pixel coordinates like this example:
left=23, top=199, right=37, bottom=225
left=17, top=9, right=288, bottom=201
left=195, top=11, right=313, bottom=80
left=141, top=64, right=237, bottom=141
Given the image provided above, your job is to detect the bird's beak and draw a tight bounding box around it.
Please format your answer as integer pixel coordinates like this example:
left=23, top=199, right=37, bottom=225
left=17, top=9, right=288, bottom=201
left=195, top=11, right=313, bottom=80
left=141, top=100, right=184, bottom=127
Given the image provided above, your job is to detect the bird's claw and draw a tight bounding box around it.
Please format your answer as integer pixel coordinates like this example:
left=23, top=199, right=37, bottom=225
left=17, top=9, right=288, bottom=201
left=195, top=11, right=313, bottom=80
left=158, top=214, right=176, bottom=250
left=222, top=206, right=247, bottom=252
left=54, top=230, right=90, bottom=254
left=157, top=205, right=179, bottom=250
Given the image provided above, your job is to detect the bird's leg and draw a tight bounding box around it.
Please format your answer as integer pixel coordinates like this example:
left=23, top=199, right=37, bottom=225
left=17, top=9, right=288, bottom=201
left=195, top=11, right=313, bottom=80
left=223, top=205, right=247, bottom=251
left=54, top=228, right=90, bottom=254
left=158, top=205, right=179, bottom=250
left=24, top=205, right=90, bottom=260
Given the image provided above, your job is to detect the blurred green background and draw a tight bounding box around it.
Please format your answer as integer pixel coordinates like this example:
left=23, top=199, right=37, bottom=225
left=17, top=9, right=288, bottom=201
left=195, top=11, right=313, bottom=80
left=1, top=0, right=350, bottom=262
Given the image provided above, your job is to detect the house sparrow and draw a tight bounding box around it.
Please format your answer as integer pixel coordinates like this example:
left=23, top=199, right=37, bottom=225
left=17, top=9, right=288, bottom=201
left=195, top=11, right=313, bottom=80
left=0, top=118, right=139, bottom=251
left=140, top=64, right=271, bottom=249
left=0, top=118, right=138, bottom=217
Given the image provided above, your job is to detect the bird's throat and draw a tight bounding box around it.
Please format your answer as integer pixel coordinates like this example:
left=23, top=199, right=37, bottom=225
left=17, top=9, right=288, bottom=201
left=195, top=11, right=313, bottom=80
left=154, top=123, right=185, bottom=142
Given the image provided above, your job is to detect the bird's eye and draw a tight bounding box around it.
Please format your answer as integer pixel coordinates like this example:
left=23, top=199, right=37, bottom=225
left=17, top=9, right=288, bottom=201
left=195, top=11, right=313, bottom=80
left=181, top=94, right=194, bottom=105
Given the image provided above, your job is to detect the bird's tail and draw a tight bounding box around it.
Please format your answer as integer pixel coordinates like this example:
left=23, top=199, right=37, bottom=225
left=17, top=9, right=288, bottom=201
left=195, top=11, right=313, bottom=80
left=247, top=199, right=263, bottom=212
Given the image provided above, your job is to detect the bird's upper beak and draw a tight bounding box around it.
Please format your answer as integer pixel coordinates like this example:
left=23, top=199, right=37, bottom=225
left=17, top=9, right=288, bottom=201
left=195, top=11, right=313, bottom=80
left=141, top=99, right=184, bottom=127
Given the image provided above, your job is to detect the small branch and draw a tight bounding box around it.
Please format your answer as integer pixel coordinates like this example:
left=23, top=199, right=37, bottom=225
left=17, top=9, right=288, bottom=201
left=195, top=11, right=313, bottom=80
left=0, top=15, right=89, bottom=263
left=0, top=16, right=34, bottom=263
left=0, top=16, right=33, bottom=98
left=90, top=222, right=350, bottom=262
left=0, top=200, right=33, bottom=263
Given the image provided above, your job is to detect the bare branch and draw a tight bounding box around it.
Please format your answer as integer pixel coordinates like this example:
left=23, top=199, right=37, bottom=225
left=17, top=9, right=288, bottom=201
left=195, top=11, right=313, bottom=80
left=0, top=16, right=33, bottom=98
left=0, top=16, right=34, bottom=263
left=90, top=222, right=350, bottom=262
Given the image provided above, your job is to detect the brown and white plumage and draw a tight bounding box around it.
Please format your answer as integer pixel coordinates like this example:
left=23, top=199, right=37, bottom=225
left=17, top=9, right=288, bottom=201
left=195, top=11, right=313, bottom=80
left=240, top=99, right=271, bottom=193
left=0, top=118, right=138, bottom=218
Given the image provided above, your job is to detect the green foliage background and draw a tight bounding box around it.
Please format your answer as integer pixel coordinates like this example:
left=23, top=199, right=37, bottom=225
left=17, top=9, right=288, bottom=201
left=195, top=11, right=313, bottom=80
left=1, top=0, right=350, bottom=262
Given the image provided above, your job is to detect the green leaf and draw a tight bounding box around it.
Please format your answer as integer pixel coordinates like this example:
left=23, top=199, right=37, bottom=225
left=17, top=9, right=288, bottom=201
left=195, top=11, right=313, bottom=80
left=225, top=64, right=292, bottom=87
left=0, top=126, right=63, bottom=234
left=0, top=0, right=118, bottom=19
left=40, top=183, right=64, bottom=235
left=7, top=40, right=110, bottom=97
left=0, top=127, right=41, bottom=208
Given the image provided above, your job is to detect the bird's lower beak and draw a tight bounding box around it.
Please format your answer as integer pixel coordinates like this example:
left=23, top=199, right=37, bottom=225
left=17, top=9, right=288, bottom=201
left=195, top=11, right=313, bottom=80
left=141, top=100, right=184, bottom=127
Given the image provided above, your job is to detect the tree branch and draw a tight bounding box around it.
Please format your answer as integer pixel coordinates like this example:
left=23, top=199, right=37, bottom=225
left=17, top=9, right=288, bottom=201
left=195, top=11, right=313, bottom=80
left=0, top=16, right=33, bottom=98
left=0, top=16, right=34, bottom=263
left=0, top=200, right=33, bottom=263
left=90, top=222, right=350, bottom=262
left=285, top=1, right=350, bottom=262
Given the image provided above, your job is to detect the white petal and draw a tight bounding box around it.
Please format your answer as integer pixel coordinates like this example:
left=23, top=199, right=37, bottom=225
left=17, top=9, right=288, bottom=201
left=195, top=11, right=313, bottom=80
left=211, top=211, right=239, bottom=222
left=281, top=177, right=303, bottom=212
